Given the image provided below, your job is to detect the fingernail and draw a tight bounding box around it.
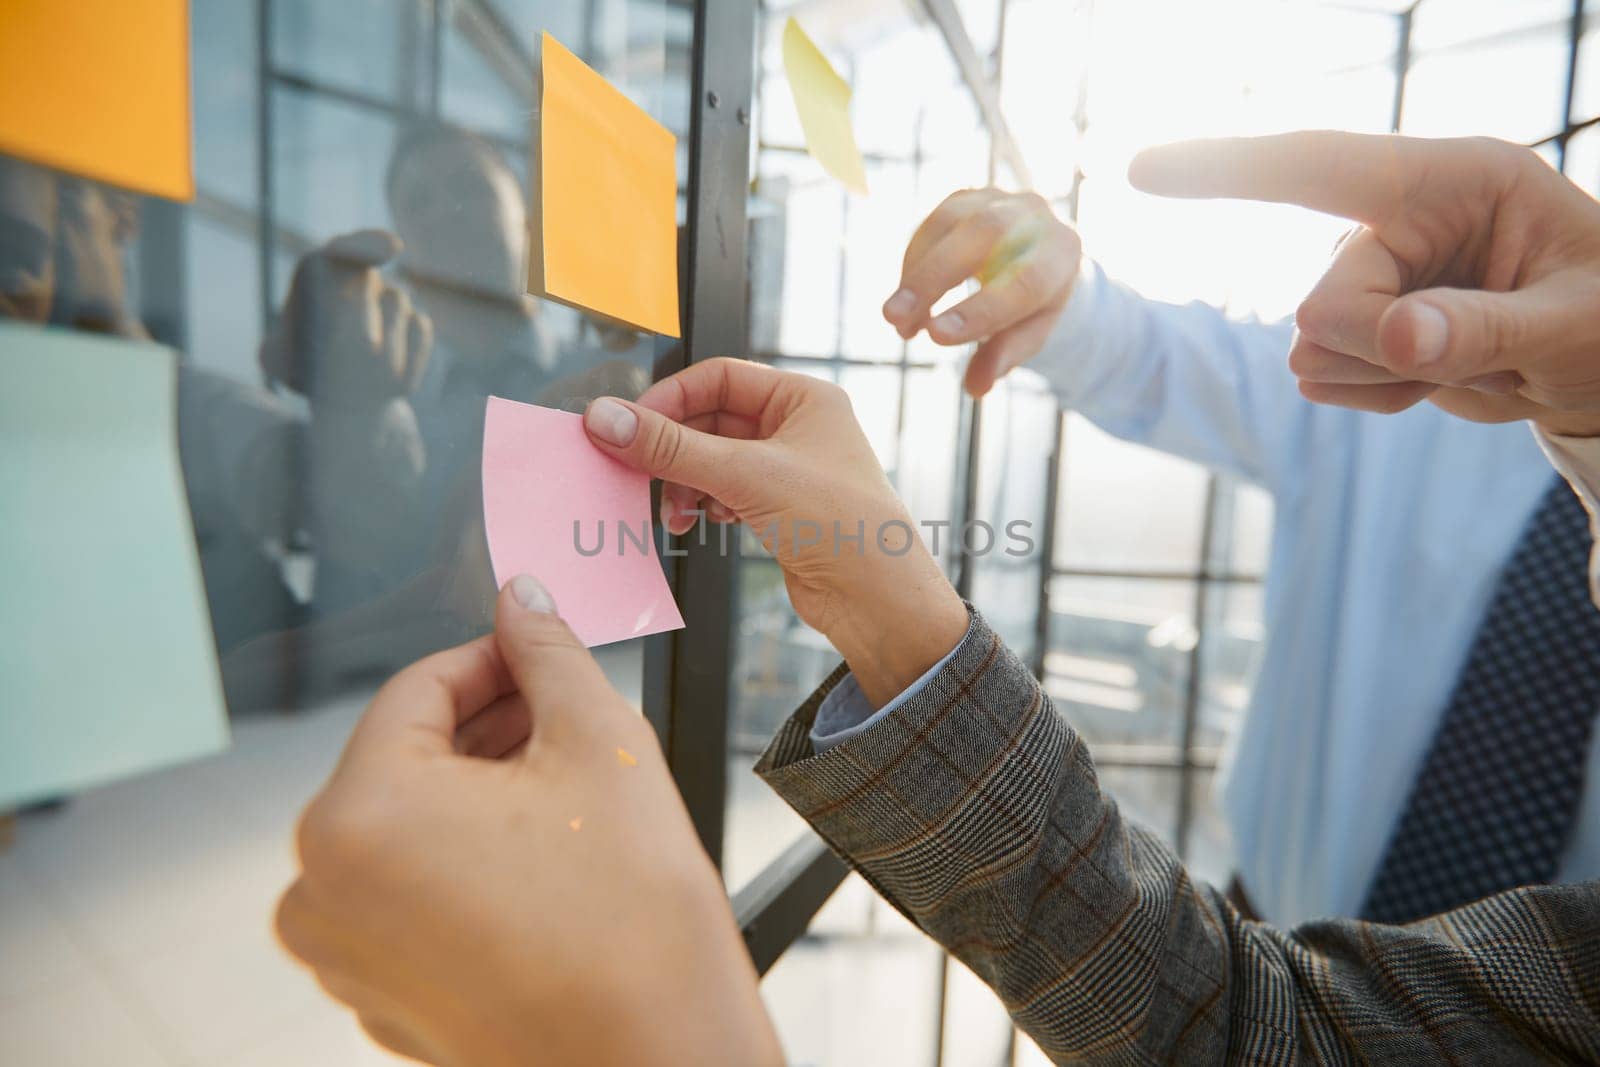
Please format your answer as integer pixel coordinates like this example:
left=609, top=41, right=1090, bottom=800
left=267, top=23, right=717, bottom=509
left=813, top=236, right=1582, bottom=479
left=509, top=574, right=557, bottom=614
left=1408, top=303, right=1449, bottom=365
left=883, top=288, right=915, bottom=320
left=585, top=397, right=638, bottom=447
left=931, top=309, right=965, bottom=336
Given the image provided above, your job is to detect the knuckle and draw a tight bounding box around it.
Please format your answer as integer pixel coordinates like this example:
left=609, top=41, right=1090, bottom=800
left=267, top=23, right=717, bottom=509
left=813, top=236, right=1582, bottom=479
left=644, top=421, right=687, bottom=473
left=295, top=791, right=380, bottom=874
left=272, top=885, right=309, bottom=958
left=511, top=610, right=584, bottom=654
left=1286, top=341, right=1319, bottom=378
left=1295, top=294, right=1340, bottom=341
left=970, top=208, right=1010, bottom=242
left=1009, top=261, right=1049, bottom=304
left=1374, top=387, right=1423, bottom=414
left=815, top=378, right=852, bottom=409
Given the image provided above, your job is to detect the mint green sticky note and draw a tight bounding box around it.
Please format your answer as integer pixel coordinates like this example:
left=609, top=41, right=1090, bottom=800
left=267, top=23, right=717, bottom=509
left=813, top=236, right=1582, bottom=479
left=0, top=322, right=228, bottom=808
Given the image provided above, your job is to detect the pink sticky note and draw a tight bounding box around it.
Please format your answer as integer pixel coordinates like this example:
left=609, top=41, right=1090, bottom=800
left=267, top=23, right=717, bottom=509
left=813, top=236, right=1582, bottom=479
left=482, top=397, right=684, bottom=646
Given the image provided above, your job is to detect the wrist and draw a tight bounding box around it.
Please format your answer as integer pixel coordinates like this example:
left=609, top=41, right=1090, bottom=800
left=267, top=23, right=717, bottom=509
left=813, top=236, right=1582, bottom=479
left=823, top=541, right=969, bottom=708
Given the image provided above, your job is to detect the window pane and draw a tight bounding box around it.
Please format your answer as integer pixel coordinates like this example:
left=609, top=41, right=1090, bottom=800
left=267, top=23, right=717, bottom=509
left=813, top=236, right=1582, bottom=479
left=723, top=357, right=926, bottom=885
left=1566, top=122, right=1600, bottom=194
left=766, top=172, right=845, bottom=357
left=197, top=8, right=690, bottom=701
left=1206, top=477, right=1273, bottom=577
left=761, top=893, right=944, bottom=1067
left=1199, top=580, right=1264, bottom=752
left=840, top=162, right=918, bottom=362
left=1056, top=414, right=1207, bottom=572
left=273, top=0, right=406, bottom=102
left=271, top=88, right=402, bottom=246
left=1097, top=764, right=1181, bottom=842
left=940, top=955, right=1014, bottom=1067
left=1046, top=576, right=1195, bottom=752
left=897, top=367, right=963, bottom=563
left=440, top=20, right=531, bottom=143
left=183, top=215, right=262, bottom=384
left=193, top=0, right=259, bottom=209
left=1187, top=768, right=1236, bottom=889
left=971, top=379, right=1057, bottom=665
left=1569, top=16, right=1600, bottom=127
left=1402, top=2, right=1572, bottom=143
left=1001, top=0, right=1093, bottom=199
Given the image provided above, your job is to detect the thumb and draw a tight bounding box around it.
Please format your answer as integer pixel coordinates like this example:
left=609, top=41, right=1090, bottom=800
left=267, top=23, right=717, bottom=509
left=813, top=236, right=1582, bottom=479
left=1378, top=286, right=1558, bottom=382
left=582, top=396, right=737, bottom=499
left=493, top=576, right=626, bottom=751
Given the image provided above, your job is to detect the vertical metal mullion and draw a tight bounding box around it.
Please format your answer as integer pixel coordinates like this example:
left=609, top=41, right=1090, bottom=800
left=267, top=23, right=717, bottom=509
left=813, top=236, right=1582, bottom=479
left=1031, top=411, right=1063, bottom=680
left=429, top=0, right=448, bottom=116
left=658, top=0, right=756, bottom=868
left=1559, top=0, right=1585, bottom=173
left=1390, top=6, right=1413, bottom=134
left=939, top=6, right=1013, bottom=1062
left=255, top=0, right=307, bottom=708
left=1174, top=477, right=1220, bottom=861
left=255, top=0, right=276, bottom=340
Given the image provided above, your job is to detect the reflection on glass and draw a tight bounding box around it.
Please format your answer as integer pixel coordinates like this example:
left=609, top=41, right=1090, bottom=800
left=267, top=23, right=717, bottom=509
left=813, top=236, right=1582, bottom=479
left=0, top=6, right=691, bottom=721
left=272, top=0, right=403, bottom=102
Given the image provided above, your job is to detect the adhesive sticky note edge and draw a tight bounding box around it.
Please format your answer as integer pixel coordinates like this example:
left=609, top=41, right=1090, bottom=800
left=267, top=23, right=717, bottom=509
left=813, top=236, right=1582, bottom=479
left=532, top=33, right=680, bottom=338
left=481, top=396, right=684, bottom=647
left=0, top=0, right=193, bottom=201
left=782, top=18, right=869, bottom=195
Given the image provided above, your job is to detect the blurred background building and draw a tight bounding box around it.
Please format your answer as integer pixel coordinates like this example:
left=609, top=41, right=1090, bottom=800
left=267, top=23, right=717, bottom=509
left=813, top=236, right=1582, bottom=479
left=3, top=1, right=1598, bottom=1065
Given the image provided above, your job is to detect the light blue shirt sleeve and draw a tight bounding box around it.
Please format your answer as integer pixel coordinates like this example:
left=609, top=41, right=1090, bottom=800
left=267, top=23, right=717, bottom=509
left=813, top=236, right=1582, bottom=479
left=809, top=618, right=975, bottom=754
left=1031, top=258, right=1306, bottom=491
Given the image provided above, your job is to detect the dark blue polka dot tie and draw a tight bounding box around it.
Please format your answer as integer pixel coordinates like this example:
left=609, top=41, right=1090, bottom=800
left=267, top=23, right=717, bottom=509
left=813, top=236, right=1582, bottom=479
left=1361, top=476, right=1600, bottom=925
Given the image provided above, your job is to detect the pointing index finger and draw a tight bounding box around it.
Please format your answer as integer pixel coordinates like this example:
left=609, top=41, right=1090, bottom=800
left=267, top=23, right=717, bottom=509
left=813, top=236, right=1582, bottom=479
left=1128, top=131, right=1415, bottom=226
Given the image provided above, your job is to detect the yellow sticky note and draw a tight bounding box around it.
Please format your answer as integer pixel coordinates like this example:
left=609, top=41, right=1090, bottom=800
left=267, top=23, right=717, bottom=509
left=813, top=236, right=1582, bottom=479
left=616, top=747, right=638, bottom=768
left=0, top=0, right=193, bottom=201
left=532, top=33, right=680, bottom=338
left=782, top=18, right=868, bottom=195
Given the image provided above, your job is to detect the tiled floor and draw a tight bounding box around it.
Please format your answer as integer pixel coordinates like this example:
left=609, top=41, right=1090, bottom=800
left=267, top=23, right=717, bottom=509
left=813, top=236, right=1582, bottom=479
left=0, top=690, right=1028, bottom=1066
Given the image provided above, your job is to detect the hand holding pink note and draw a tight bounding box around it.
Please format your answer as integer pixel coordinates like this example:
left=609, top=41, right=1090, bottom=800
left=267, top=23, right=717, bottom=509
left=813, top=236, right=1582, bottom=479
left=481, top=397, right=684, bottom=646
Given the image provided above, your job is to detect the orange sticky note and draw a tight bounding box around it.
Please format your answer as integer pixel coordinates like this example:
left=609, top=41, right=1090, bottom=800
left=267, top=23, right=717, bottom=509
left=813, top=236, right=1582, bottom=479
left=531, top=33, right=679, bottom=338
left=0, top=0, right=193, bottom=201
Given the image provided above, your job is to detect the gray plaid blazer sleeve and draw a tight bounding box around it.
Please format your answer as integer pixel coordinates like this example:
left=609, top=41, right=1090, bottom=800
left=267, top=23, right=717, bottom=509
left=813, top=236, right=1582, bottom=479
left=754, top=609, right=1600, bottom=1064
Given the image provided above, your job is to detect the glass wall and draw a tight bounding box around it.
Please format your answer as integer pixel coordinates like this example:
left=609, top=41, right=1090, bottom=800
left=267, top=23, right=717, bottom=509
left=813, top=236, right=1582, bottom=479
left=2, top=4, right=695, bottom=1064
left=4, top=1, right=1598, bottom=1064
left=188, top=0, right=693, bottom=717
